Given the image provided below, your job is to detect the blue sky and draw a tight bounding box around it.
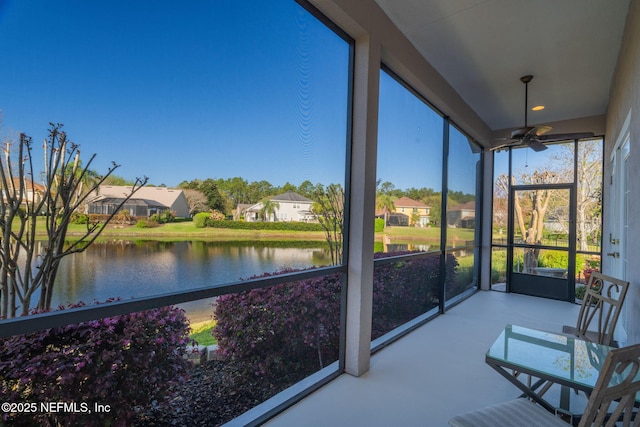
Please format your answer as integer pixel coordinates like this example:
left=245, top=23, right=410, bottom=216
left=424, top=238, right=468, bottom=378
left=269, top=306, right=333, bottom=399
left=0, top=0, right=349, bottom=187
left=0, top=0, right=479, bottom=194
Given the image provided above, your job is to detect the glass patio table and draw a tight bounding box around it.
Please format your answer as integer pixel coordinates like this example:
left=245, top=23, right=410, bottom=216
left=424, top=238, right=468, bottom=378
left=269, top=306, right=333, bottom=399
left=485, top=324, right=616, bottom=419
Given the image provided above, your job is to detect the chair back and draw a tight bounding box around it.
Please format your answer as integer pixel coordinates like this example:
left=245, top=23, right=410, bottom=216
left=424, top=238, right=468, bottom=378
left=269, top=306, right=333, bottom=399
left=576, top=272, right=629, bottom=346
left=579, top=343, right=640, bottom=427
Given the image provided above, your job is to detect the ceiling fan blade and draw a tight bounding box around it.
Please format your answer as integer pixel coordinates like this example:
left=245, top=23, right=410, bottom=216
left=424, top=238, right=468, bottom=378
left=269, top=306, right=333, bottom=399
left=525, top=139, right=548, bottom=152
left=489, top=142, right=514, bottom=151
left=534, top=126, right=552, bottom=136
left=535, top=132, right=595, bottom=142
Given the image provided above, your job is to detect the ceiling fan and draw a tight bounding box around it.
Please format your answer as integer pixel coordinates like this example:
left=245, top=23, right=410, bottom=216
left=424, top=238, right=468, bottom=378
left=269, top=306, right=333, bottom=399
left=491, top=75, right=594, bottom=152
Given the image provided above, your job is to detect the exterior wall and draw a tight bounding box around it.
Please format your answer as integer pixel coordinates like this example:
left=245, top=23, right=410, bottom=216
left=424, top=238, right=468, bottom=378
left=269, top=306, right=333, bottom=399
left=604, top=0, right=640, bottom=344
left=245, top=201, right=314, bottom=222
left=394, top=206, right=429, bottom=226
left=170, top=192, right=191, bottom=218
left=275, top=201, right=313, bottom=221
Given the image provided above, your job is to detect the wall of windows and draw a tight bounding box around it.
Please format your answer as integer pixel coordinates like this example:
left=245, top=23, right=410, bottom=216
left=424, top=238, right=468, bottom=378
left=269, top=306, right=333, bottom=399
left=490, top=139, right=604, bottom=297
left=446, top=125, right=482, bottom=300
left=0, top=0, right=489, bottom=425
left=373, top=67, right=481, bottom=339
left=0, top=1, right=352, bottom=425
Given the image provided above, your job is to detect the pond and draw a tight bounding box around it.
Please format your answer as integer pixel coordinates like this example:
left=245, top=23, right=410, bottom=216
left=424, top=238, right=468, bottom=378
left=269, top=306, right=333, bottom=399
left=50, top=240, right=333, bottom=322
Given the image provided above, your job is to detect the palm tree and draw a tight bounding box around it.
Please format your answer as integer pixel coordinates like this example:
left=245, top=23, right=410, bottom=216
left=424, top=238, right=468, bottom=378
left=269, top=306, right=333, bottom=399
left=376, top=194, right=396, bottom=227
left=259, top=198, right=280, bottom=222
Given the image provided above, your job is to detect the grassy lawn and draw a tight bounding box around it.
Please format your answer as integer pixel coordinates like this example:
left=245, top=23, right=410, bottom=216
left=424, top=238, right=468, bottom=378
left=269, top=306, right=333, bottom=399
left=189, top=320, right=217, bottom=346
left=377, top=226, right=475, bottom=244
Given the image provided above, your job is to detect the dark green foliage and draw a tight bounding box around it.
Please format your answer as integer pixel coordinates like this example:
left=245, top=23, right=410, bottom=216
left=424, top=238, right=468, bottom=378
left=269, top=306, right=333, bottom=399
left=206, top=220, right=324, bottom=232
left=199, top=179, right=226, bottom=212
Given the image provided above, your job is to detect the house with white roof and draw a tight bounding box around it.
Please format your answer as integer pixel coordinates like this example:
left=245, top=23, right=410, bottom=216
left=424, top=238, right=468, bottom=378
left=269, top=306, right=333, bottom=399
left=244, top=191, right=315, bottom=222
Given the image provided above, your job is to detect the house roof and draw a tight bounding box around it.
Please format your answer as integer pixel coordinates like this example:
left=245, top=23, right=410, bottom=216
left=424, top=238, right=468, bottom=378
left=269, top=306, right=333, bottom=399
left=8, top=178, right=46, bottom=192
left=91, top=185, right=185, bottom=207
left=449, top=201, right=476, bottom=211
left=270, top=191, right=313, bottom=203
left=394, top=196, right=429, bottom=209
left=91, top=197, right=166, bottom=208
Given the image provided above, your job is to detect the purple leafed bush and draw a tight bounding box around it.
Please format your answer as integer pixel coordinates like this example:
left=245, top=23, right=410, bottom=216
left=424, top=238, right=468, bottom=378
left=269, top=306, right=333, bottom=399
left=0, top=302, right=191, bottom=427
left=214, top=252, right=458, bottom=384
left=214, top=270, right=342, bottom=388
left=372, top=252, right=458, bottom=338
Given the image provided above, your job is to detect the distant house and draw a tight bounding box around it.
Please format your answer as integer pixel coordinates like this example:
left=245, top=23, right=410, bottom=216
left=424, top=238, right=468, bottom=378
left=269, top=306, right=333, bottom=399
left=244, top=191, right=315, bottom=222
left=86, top=186, right=190, bottom=218
left=234, top=203, right=253, bottom=221
left=392, top=196, right=430, bottom=227
left=447, top=200, right=476, bottom=228
left=1, top=178, right=46, bottom=208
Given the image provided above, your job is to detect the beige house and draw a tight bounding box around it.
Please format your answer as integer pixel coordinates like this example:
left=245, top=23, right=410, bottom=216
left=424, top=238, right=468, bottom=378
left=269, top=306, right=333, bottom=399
left=87, top=185, right=190, bottom=218
left=1, top=178, right=46, bottom=208
left=447, top=201, right=476, bottom=228
left=392, top=196, right=430, bottom=227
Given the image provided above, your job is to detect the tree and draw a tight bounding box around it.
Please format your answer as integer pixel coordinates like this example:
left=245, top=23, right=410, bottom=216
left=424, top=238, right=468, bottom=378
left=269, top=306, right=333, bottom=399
left=312, top=184, right=344, bottom=265
left=553, top=141, right=603, bottom=251
left=199, top=178, right=226, bottom=213
left=297, top=180, right=320, bottom=199
left=0, top=124, right=147, bottom=318
left=376, top=194, right=396, bottom=227
left=495, top=171, right=559, bottom=273
left=259, top=199, right=280, bottom=222
left=182, top=188, right=209, bottom=215
left=102, top=174, right=134, bottom=186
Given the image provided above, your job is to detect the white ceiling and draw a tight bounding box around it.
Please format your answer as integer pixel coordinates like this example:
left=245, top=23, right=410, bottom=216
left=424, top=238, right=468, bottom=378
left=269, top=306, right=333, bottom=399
left=373, top=0, right=631, bottom=133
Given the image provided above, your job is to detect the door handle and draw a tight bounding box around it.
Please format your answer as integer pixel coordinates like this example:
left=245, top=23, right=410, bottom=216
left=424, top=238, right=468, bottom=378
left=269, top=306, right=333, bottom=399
left=606, top=252, right=620, bottom=258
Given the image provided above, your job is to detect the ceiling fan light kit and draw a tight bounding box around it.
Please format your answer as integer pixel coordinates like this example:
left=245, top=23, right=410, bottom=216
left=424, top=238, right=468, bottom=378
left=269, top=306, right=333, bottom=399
left=491, top=75, right=594, bottom=152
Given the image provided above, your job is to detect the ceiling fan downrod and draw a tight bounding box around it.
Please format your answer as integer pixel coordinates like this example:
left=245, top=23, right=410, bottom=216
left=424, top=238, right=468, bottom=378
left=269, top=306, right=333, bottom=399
left=521, top=75, right=533, bottom=127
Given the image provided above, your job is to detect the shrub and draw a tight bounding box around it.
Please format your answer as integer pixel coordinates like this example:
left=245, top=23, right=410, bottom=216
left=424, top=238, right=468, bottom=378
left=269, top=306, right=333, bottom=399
left=136, top=218, right=160, bottom=228
left=193, top=212, right=211, bottom=228
left=372, top=252, right=457, bottom=338
left=0, top=302, right=191, bottom=426
left=209, top=210, right=226, bottom=221
left=539, top=250, right=584, bottom=276
left=70, top=212, right=89, bottom=224
left=214, top=270, right=342, bottom=387
left=374, top=218, right=385, bottom=232
left=206, top=220, right=324, bottom=232
left=150, top=209, right=176, bottom=224
left=214, top=251, right=459, bottom=383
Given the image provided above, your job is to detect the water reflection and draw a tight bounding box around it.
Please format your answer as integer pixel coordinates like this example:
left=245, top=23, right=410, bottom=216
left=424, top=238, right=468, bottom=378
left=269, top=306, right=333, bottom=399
left=52, top=240, right=332, bottom=317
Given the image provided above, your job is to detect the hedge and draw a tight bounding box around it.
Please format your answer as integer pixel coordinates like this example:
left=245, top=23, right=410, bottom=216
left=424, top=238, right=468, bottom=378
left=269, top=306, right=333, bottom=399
left=213, top=251, right=459, bottom=385
left=205, top=219, right=324, bottom=232
left=0, top=302, right=191, bottom=426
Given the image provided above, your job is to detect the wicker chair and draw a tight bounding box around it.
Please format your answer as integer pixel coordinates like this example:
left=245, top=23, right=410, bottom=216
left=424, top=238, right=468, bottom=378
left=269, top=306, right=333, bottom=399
left=563, top=272, right=629, bottom=347
left=449, top=343, right=640, bottom=427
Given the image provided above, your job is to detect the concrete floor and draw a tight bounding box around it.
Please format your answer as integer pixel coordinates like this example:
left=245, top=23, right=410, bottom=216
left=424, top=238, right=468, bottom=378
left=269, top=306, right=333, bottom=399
left=264, top=290, right=581, bottom=427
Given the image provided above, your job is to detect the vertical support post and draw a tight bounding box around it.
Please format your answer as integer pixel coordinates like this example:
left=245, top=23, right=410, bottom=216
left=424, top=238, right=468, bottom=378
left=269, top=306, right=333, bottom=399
left=439, top=117, right=450, bottom=314
left=345, top=34, right=380, bottom=376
